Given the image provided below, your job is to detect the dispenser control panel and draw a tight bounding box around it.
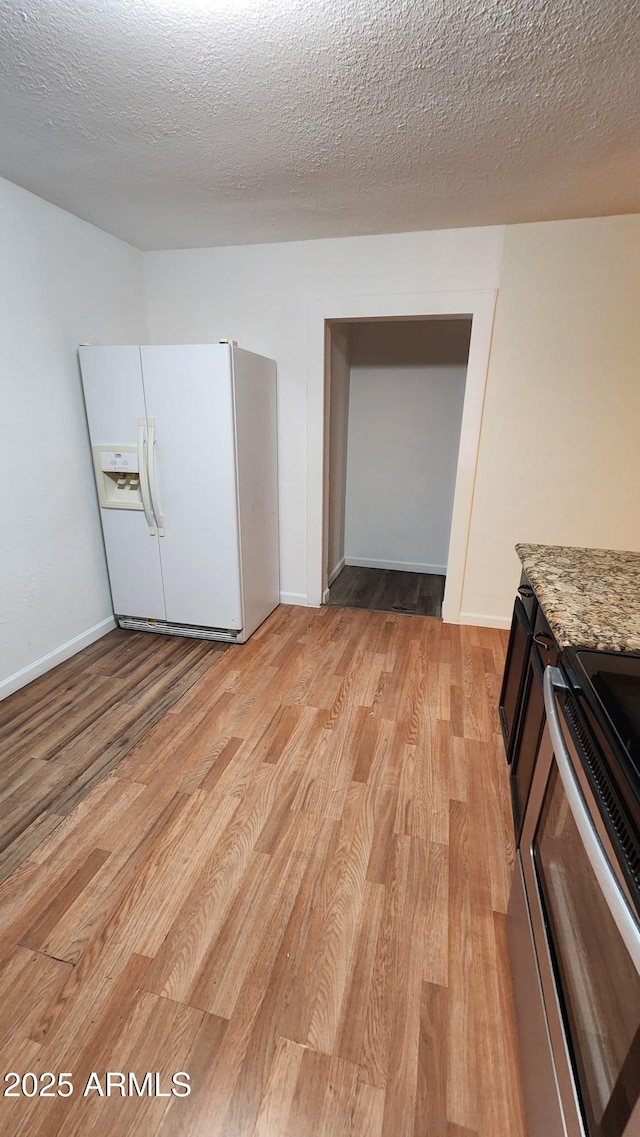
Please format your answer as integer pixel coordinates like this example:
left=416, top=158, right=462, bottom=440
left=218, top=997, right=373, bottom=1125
left=92, top=445, right=143, bottom=510
left=99, top=450, right=139, bottom=473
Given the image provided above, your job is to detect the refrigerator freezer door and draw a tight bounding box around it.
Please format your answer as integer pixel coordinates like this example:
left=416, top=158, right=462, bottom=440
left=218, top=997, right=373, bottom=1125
left=100, top=509, right=166, bottom=619
left=79, top=346, right=166, bottom=620
left=140, top=345, right=243, bottom=630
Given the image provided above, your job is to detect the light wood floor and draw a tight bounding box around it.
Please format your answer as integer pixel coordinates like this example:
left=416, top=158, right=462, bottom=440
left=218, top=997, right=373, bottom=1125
left=0, top=630, right=227, bottom=886
left=0, top=605, right=524, bottom=1137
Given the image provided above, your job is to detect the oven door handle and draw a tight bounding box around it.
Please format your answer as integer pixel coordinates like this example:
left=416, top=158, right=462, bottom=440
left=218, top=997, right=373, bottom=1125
left=544, top=665, right=640, bottom=971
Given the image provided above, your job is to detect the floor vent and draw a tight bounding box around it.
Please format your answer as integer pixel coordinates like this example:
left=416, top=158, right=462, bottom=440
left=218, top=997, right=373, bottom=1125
left=117, top=616, right=240, bottom=643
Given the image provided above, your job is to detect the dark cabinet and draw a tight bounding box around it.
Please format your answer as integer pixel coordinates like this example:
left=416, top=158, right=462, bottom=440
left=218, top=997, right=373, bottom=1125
left=499, top=573, right=537, bottom=762
left=511, top=640, right=545, bottom=834
left=499, top=597, right=533, bottom=762
left=500, top=576, right=559, bottom=838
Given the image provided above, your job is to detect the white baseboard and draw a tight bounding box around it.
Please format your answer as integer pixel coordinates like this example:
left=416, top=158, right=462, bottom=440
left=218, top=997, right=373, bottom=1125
left=279, top=592, right=318, bottom=607
left=345, top=557, right=447, bottom=575
left=327, top=557, right=345, bottom=586
left=458, top=611, right=511, bottom=630
left=0, top=615, right=117, bottom=701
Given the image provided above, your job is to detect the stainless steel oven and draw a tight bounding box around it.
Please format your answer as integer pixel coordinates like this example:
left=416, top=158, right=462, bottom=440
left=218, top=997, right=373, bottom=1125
left=509, top=662, right=640, bottom=1137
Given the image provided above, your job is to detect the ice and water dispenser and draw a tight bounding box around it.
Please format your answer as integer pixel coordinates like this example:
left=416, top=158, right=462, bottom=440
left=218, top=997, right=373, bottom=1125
left=92, top=446, right=143, bottom=510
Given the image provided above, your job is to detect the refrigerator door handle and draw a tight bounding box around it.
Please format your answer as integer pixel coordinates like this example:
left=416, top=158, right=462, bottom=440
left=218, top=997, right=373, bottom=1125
left=147, top=417, right=165, bottom=536
left=137, top=417, right=157, bottom=536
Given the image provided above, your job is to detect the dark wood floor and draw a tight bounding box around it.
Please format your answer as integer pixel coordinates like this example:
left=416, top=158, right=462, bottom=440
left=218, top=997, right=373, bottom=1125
left=0, top=630, right=228, bottom=885
left=0, top=604, right=524, bottom=1136
left=327, top=566, right=445, bottom=618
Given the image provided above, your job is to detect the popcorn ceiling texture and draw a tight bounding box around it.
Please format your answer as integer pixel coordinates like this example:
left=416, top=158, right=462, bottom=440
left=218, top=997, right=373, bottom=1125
left=516, top=544, right=640, bottom=653
left=0, top=0, right=639, bottom=249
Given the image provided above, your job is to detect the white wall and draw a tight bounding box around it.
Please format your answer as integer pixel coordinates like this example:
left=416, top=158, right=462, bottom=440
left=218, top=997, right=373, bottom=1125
left=0, top=177, right=148, bottom=697
left=343, top=319, right=469, bottom=575
left=461, top=214, right=640, bottom=627
left=143, top=226, right=504, bottom=603
left=3, top=195, right=634, bottom=671
left=326, top=323, right=350, bottom=583
left=144, top=215, right=640, bottom=626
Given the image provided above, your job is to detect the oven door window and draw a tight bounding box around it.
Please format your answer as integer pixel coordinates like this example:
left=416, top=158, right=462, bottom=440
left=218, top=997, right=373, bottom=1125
left=535, top=764, right=640, bottom=1137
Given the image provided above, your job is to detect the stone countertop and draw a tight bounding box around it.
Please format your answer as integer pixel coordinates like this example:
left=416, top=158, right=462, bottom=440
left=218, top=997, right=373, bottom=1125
left=516, top=543, right=640, bottom=653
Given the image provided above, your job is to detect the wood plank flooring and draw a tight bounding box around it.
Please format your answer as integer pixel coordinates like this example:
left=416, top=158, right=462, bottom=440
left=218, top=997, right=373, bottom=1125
left=0, top=605, right=524, bottom=1137
left=0, top=630, right=228, bottom=886
left=327, top=566, right=445, bottom=618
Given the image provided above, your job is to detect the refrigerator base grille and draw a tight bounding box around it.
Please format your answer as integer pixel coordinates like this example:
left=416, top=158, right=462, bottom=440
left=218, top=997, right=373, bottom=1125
left=117, top=616, right=241, bottom=643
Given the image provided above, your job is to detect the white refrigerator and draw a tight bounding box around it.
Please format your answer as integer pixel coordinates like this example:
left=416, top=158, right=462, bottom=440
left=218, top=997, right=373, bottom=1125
left=79, top=343, right=279, bottom=643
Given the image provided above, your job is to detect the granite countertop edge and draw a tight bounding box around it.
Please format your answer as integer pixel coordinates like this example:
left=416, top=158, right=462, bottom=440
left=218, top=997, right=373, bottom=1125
left=515, top=543, right=640, bottom=655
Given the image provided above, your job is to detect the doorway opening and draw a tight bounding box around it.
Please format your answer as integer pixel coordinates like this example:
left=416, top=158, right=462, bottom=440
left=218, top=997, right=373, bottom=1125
left=323, top=317, right=472, bottom=619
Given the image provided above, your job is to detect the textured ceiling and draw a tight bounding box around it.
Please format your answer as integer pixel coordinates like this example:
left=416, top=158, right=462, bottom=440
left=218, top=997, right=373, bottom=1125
left=1, top=0, right=639, bottom=250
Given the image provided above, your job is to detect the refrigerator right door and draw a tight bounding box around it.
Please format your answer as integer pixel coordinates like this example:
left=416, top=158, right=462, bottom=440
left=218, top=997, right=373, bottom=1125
left=79, top=346, right=166, bottom=621
left=140, top=345, right=244, bottom=631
